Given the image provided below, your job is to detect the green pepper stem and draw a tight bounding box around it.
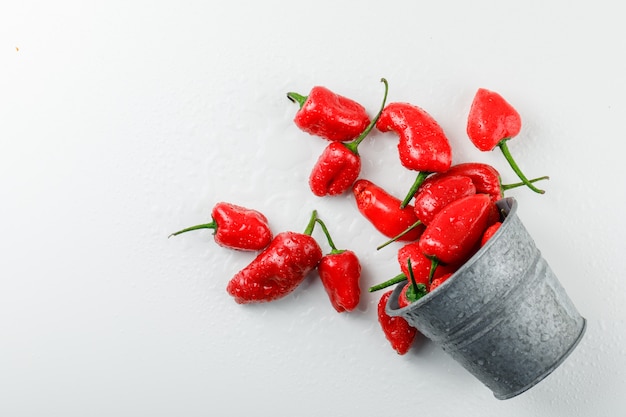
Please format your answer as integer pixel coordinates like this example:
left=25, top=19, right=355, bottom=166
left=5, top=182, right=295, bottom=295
left=400, top=171, right=430, bottom=209
left=314, top=218, right=344, bottom=254
left=303, top=210, right=318, bottom=236
left=407, top=259, right=415, bottom=284
left=501, top=175, right=550, bottom=191
left=168, top=221, right=217, bottom=238
left=368, top=273, right=406, bottom=292
left=405, top=259, right=427, bottom=303
left=286, top=91, right=307, bottom=108
left=427, top=257, right=439, bottom=286
left=376, top=220, right=422, bottom=250
left=406, top=259, right=417, bottom=296
left=344, top=78, right=389, bottom=154
left=497, top=140, right=545, bottom=194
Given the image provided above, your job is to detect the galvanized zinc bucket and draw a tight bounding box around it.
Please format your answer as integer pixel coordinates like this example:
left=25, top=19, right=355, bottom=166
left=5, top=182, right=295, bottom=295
left=386, top=197, right=586, bottom=400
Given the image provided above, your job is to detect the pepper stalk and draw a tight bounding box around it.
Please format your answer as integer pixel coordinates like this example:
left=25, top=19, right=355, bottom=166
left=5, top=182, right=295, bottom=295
left=498, top=139, right=545, bottom=194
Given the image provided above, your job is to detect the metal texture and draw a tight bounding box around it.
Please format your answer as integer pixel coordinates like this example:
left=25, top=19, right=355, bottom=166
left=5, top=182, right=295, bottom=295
left=386, top=197, right=586, bottom=399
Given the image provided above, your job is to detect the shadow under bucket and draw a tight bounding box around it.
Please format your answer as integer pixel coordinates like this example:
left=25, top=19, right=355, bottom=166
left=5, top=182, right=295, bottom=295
left=386, top=197, right=586, bottom=400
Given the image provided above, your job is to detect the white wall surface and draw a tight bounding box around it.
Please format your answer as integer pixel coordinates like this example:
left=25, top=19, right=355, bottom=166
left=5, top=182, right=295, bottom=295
left=2, top=1, right=624, bottom=416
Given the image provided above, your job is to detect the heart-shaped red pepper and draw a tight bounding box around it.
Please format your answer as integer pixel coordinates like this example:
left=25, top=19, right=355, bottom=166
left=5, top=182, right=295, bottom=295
left=466, top=88, right=547, bottom=194
left=467, top=88, right=522, bottom=152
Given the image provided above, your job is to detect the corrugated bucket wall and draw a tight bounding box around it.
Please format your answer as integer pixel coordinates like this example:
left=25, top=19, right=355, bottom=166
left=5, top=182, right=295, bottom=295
left=386, top=197, right=586, bottom=400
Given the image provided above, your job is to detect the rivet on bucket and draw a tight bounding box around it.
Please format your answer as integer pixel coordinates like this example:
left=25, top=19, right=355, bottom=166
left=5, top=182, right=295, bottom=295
left=386, top=197, right=586, bottom=400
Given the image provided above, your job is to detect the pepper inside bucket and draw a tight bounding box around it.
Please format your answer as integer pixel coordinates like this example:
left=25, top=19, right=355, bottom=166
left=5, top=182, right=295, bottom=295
left=386, top=197, right=586, bottom=400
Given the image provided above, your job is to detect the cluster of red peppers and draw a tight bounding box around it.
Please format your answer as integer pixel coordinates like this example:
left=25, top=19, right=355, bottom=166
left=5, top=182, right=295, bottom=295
left=170, top=79, right=548, bottom=356
left=170, top=203, right=361, bottom=312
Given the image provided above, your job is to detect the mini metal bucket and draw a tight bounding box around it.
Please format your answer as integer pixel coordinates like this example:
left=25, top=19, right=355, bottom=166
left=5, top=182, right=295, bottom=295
left=386, top=197, right=586, bottom=400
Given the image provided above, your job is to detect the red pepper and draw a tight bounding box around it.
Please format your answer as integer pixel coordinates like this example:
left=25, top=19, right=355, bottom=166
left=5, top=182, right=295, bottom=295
left=398, top=243, right=433, bottom=288
left=309, top=142, right=361, bottom=197
left=352, top=179, right=424, bottom=242
left=169, top=202, right=273, bottom=251
left=441, top=163, right=504, bottom=202
left=398, top=242, right=457, bottom=289
left=413, top=174, right=476, bottom=225
left=398, top=259, right=428, bottom=306
left=375, top=174, right=476, bottom=250
left=467, top=88, right=546, bottom=194
left=429, top=272, right=453, bottom=292
left=226, top=211, right=322, bottom=304
left=467, top=88, right=521, bottom=151
left=308, top=79, right=389, bottom=196
left=315, top=217, right=362, bottom=312
left=419, top=194, right=494, bottom=266
left=287, top=86, right=370, bottom=142
left=439, top=162, right=549, bottom=202
left=480, top=221, right=502, bottom=247
left=375, top=102, right=453, bottom=208
left=377, top=290, right=418, bottom=355
left=367, top=242, right=457, bottom=293
left=398, top=282, right=427, bottom=307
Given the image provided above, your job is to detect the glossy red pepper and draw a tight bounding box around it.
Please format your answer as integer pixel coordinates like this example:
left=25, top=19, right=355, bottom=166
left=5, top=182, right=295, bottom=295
left=467, top=88, right=521, bottom=152
left=480, top=221, right=502, bottom=247
left=413, top=174, right=477, bottom=225
left=368, top=242, right=457, bottom=293
left=419, top=194, right=494, bottom=266
left=398, top=243, right=432, bottom=288
left=375, top=174, right=476, bottom=250
left=429, top=272, right=453, bottom=292
left=226, top=211, right=322, bottom=304
left=440, top=163, right=504, bottom=202
left=352, top=179, right=424, bottom=242
left=375, top=102, right=453, bottom=208
left=287, top=86, right=370, bottom=142
left=309, top=79, right=389, bottom=196
left=397, top=242, right=457, bottom=289
left=435, top=162, right=549, bottom=202
left=309, top=142, right=361, bottom=197
left=169, top=202, right=273, bottom=251
left=467, top=88, right=546, bottom=194
left=377, top=290, right=418, bottom=355
left=315, top=217, right=362, bottom=312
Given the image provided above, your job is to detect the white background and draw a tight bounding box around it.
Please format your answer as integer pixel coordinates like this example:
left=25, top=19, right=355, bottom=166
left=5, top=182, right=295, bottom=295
left=2, top=1, right=625, bottom=416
